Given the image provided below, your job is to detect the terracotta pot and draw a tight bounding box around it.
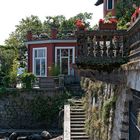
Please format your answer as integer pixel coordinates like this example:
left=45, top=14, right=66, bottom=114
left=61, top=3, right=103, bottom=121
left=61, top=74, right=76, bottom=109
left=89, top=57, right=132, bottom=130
left=99, top=22, right=117, bottom=30
left=51, top=28, right=58, bottom=39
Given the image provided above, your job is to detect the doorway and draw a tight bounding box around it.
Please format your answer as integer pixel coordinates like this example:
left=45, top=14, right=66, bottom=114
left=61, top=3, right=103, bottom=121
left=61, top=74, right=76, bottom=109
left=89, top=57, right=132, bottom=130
left=55, top=47, right=75, bottom=75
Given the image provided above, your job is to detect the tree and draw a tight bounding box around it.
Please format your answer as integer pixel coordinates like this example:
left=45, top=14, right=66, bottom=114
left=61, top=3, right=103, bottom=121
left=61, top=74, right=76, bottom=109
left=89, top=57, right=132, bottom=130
left=43, top=12, right=93, bottom=34
left=5, top=13, right=93, bottom=67
left=116, top=0, right=140, bottom=29
left=0, top=45, right=18, bottom=87
left=5, top=15, right=43, bottom=67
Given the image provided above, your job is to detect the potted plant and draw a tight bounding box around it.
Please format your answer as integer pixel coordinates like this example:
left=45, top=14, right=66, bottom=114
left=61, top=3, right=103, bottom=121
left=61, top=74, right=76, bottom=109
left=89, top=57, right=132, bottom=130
left=98, top=12, right=118, bottom=30
left=131, top=5, right=140, bottom=24
left=75, top=19, right=86, bottom=31
left=20, top=72, right=36, bottom=89
left=99, top=18, right=117, bottom=30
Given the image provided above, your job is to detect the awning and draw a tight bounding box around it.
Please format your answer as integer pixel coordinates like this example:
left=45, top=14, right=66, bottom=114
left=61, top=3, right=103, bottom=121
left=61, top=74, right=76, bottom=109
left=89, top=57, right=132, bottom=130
left=95, top=0, right=103, bottom=6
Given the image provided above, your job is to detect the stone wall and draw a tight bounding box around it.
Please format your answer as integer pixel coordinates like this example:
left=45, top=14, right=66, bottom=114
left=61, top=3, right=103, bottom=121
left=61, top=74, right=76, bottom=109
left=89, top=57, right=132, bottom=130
left=0, top=88, right=65, bottom=129
left=112, top=88, right=132, bottom=140
left=81, top=77, right=116, bottom=140
left=81, top=77, right=132, bottom=140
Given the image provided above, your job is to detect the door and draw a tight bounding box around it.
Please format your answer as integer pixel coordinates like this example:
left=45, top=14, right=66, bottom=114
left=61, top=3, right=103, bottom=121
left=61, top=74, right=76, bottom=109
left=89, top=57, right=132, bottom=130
left=55, top=47, right=75, bottom=75
left=61, top=57, right=68, bottom=75
left=33, top=48, right=47, bottom=77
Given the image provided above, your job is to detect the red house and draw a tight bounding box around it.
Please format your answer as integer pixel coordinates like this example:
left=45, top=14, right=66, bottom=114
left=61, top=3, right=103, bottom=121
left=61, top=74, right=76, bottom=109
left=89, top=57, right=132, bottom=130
left=95, top=0, right=119, bottom=17
left=25, top=30, right=77, bottom=78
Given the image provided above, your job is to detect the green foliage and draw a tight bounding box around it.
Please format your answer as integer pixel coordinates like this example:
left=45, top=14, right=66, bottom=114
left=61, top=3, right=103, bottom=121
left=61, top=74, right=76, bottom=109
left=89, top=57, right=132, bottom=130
left=2, top=75, right=11, bottom=88
left=116, top=0, right=140, bottom=29
left=0, top=46, right=18, bottom=87
left=49, top=64, right=60, bottom=76
left=20, top=72, right=36, bottom=89
left=0, top=87, right=6, bottom=94
left=102, top=96, right=117, bottom=125
left=82, top=79, right=119, bottom=140
left=28, top=91, right=70, bottom=127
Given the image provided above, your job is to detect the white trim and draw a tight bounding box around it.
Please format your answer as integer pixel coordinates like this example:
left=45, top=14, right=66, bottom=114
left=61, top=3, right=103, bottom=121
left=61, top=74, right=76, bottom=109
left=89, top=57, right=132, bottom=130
left=26, top=40, right=77, bottom=45
left=107, top=0, right=114, bottom=10
left=55, top=46, right=75, bottom=75
left=33, top=47, right=47, bottom=77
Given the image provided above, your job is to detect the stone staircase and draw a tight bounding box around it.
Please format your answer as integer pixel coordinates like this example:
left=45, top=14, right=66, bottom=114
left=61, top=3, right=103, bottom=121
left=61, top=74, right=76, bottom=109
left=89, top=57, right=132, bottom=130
left=70, top=100, right=89, bottom=140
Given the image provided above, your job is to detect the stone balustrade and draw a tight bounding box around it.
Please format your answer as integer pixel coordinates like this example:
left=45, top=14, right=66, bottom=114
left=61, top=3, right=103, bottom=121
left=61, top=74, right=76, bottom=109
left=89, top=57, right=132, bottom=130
left=75, top=15, right=140, bottom=71
left=76, top=30, right=127, bottom=70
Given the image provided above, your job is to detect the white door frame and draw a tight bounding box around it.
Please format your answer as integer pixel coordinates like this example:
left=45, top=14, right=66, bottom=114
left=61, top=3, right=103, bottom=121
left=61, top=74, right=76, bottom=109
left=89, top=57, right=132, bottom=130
left=55, top=47, right=75, bottom=75
left=33, top=47, right=47, bottom=77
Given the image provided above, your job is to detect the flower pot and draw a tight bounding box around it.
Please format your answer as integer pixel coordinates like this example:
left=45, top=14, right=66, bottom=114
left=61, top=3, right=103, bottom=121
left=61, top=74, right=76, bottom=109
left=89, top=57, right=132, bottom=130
left=131, top=7, right=140, bottom=24
left=51, top=28, right=58, bottom=39
left=99, top=22, right=117, bottom=30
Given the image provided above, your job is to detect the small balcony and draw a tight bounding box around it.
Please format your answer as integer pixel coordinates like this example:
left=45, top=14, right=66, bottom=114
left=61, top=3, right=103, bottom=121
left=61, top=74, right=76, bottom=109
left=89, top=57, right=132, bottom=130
left=75, top=30, right=128, bottom=72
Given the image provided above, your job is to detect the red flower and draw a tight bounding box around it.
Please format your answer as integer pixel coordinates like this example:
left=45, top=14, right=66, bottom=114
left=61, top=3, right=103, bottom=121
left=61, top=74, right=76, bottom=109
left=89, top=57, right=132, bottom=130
left=75, top=19, right=85, bottom=28
left=136, top=7, right=140, bottom=13
left=109, top=18, right=118, bottom=23
left=99, top=19, right=104, bottom=23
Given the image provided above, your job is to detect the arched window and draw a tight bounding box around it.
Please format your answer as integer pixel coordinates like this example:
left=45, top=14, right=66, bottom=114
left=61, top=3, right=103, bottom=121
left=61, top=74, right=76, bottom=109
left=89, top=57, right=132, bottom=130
left=107, top=0, right=114, bottom=10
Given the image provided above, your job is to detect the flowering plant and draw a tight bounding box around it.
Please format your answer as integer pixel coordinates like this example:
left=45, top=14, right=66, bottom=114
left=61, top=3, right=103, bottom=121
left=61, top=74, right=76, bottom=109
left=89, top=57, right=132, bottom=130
left=75, top=19, right=85, bottom=29
left=131, top=7, right=140, bottom=23
left=99, top=18, right=117, bottom=24
left=99, top=12, right=118, bottom=24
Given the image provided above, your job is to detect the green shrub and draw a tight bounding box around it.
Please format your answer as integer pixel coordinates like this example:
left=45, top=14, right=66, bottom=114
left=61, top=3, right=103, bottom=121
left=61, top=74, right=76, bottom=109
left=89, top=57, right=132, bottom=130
left=20, top=72, right=36, bottom=89
left=0, top=87, right=6, bottom=94
left=102, top=96, right=117, bottom=125
left=49, top=64, right=60, bottom=76
left=2, top=75, right=11, bottom=87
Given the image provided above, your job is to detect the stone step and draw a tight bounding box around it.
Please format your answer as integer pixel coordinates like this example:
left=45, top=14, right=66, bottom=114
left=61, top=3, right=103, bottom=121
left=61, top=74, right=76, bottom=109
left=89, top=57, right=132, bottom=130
left=71, top=124, right=85, bottom=128
left=69, top=99, right=89, bottom=140
left=74, top=103, right=83, bottom=106
left=71, top=118, right=85, bottom=121
left=71, top=108, right=85, bottom=112
left=71, top=132, right=87, bottom=136
left=71, top=127, right=85, bottom=132
left=71, top=121, right=85, bottom=124
left=71, top=114, right=86, bottom=118
left=72, top=100, right=83, bottom=104
left=71, top=106, right=83, bottom=110
left=71, top=103, right=83, bottom=105
left=71, top=112, right=85, bottom=115
left=71, top=135, right=89, bottom=140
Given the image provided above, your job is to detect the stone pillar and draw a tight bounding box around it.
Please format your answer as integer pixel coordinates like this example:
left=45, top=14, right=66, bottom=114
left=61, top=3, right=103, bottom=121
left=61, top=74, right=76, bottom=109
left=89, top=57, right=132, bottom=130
left=51, top=28, right=58, bottom=39
left=27, top=31, right=32, bottom=41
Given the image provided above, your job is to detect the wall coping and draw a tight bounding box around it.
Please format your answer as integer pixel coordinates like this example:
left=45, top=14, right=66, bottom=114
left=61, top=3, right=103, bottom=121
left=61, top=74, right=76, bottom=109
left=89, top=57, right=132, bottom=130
left=64, top=104, right=71, bottom=140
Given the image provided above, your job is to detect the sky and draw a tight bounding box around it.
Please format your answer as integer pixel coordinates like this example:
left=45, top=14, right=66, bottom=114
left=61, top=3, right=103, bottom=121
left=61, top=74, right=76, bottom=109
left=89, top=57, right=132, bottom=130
left=0, top=0, right=103, bottom=45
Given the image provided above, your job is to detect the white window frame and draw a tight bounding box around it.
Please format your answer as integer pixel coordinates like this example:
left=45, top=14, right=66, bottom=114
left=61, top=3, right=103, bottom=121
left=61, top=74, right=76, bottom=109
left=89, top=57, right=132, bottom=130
left=107, top=0, right=114, bottom=10
left=55, top=47, right=75, bottom=75
left=33, top=47, right=47, bottom=77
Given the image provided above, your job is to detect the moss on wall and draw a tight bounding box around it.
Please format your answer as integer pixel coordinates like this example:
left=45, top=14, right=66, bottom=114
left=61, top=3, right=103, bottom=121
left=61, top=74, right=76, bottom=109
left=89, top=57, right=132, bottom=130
left=0, top=89, right=70, bottom=129
left=81, top=77, right=119, bottom=140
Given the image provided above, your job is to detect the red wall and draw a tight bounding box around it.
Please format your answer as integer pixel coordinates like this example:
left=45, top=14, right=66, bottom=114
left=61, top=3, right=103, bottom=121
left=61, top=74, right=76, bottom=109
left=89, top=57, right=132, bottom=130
left=28, top=43, right=53, bottom=76
left=103, top=0, right=118, bottom=17
left=27, top=41, right=77, bottom=76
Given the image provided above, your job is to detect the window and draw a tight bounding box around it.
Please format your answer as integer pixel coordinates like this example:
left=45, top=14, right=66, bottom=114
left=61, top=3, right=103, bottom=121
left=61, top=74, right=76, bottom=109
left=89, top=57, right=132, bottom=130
left=107, top=0, right=114, bottom=10
left=33, top=48, right=47, bottom=77
left=55, top=47, right=75, bottom=75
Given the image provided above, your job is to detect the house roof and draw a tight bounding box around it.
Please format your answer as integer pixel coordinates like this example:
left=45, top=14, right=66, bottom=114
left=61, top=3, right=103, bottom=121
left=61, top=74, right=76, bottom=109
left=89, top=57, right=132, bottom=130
left=95, top=0, right=103, bottom=6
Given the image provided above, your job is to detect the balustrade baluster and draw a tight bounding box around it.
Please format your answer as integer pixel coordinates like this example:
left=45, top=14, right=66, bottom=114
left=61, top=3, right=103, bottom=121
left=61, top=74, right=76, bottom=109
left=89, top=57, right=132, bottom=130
left=108, top=36, right=114, bottom=57
left=95, top=36, right=101, bottom=57
left=88, top=36, right=94, bottom=56
left=102, top=36, right=107, bottom=57
left=92, top=36, right=96, bottom=57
